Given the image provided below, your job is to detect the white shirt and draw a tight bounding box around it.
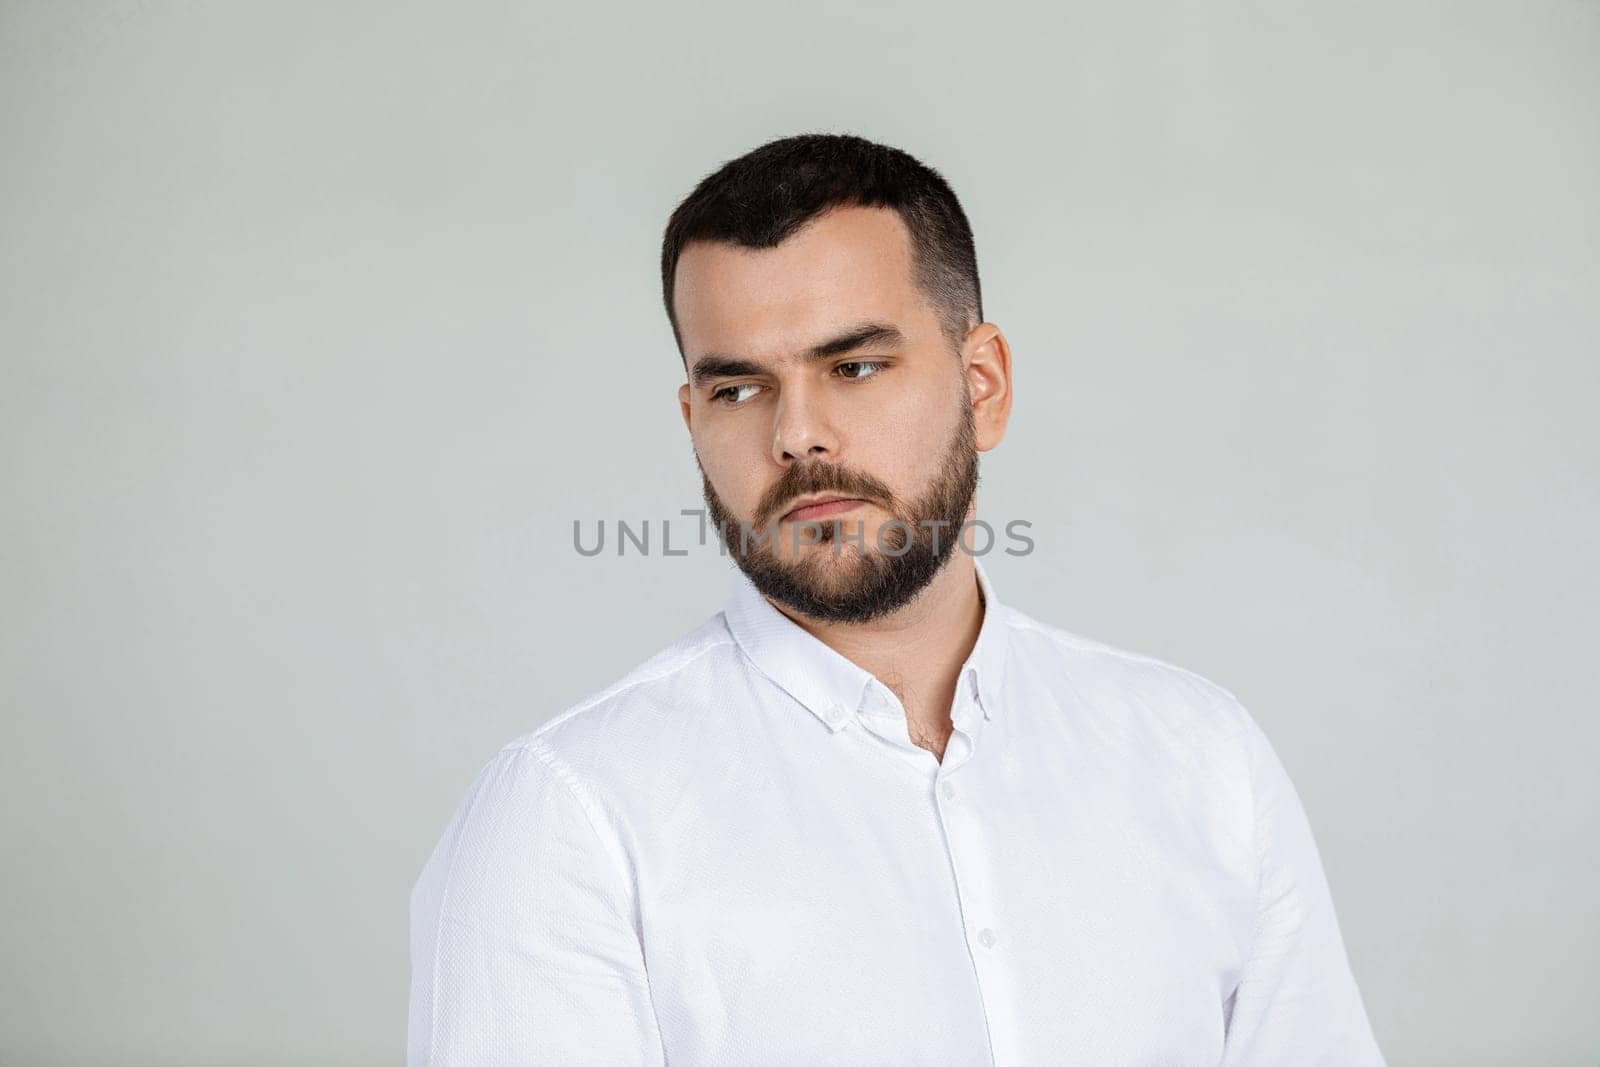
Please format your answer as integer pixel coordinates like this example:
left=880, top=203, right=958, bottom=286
left=409, top=558, right=1384, bottom=1065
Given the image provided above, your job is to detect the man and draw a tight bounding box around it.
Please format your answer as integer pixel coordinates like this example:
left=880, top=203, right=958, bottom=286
left=408, top=133, right=1384, bottom=1065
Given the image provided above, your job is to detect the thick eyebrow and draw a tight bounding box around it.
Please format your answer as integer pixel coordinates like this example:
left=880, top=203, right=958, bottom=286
left=688, top=321, right=907, bottom=389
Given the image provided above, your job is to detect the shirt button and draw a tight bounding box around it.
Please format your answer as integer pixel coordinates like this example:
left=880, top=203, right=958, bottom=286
left=978, top=927, right=997, bottom=949
left=824, top=703, right=847, bottom=728
left=940, top=781, right=956, bottom=801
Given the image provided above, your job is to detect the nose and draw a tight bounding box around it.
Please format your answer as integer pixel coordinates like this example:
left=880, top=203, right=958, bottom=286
left=770, top=383, right=838, bottom=466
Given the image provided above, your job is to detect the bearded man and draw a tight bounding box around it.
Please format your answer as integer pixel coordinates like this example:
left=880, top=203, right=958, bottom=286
left=408, top=132, right=1384, bottom=1066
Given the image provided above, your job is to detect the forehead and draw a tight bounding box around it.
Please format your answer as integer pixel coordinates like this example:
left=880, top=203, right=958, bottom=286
left=673, top=204, right=926, bottom=360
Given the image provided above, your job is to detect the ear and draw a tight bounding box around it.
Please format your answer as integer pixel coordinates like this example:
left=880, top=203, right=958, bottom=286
left=678, top=382, right=693, bottom=434
left=961, top=323, right=1013, bottom=452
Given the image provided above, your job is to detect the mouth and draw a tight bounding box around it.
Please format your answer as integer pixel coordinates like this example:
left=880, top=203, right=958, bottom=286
left=780, top=496, right=871, bottom=523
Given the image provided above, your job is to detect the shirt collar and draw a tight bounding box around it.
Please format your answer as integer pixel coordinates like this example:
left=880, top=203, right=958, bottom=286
left=721, top=557, right=1012, bottom=733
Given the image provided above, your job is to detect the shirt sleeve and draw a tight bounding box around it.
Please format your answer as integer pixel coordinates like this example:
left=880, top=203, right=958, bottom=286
left=408, top=737, right=666, bottom=1066
left=1219, top=703, right=1386, bottom=1066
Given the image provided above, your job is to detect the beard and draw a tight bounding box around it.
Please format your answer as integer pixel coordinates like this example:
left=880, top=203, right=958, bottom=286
left=697, top=402, right=979, bottom=624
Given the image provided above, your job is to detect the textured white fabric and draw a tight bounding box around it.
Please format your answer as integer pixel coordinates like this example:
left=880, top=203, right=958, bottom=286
left=409, top=558, right=1384, bottom=1065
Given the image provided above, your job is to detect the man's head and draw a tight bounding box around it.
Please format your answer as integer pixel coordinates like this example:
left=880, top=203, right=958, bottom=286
left=664, top=133, right=1012, bottom=623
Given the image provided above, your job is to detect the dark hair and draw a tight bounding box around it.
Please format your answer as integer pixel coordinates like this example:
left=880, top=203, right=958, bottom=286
left=660, top=132, right=983, bottom=361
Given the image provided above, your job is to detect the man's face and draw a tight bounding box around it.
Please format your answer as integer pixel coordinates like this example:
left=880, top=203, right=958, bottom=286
left=674, top=205, right=985, bottom=623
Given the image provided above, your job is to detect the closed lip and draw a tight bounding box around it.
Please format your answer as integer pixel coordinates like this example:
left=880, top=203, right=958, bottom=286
left=780, top=495, right=869, bottom=521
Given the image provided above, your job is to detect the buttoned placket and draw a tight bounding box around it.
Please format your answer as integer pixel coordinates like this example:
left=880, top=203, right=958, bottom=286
left=720, top=560, right=1021, bottom=1062
left=846, top=666, right=1013, bottom=1065
left=934, top=667, right=1018, bottom=1065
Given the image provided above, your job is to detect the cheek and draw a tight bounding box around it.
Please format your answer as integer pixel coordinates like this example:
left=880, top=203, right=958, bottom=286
left=870, top=370, right=960, bottom=441
left=862, top=410, right=947, bottom=487
left=696, top=427, right=767, bottom=507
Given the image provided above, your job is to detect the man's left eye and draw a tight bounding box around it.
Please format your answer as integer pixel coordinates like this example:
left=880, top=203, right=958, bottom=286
left=837, top=360, right=886, bottom=381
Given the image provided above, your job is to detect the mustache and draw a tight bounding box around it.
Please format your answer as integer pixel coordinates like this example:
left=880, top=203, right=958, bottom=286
left=760, top=465, right=894, bottom=526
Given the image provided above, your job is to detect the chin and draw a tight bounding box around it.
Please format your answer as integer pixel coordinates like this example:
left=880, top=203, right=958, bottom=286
left=785, top=537, right=876, bottom=570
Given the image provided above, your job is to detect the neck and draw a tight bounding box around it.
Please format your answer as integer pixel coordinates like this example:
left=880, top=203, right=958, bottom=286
left=765, top=551, right=985, bottom=745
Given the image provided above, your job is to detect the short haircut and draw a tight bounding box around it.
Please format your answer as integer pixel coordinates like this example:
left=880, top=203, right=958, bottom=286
left=660, top=132, right=983, bottom=361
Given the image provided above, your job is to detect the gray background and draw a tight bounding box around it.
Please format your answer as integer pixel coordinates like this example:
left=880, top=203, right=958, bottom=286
left=3, top=1, right=1596, bottom=1063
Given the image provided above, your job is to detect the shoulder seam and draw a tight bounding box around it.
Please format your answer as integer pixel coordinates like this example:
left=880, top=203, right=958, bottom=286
left=522, top=736, right=635, bottom=895
left=419, top=741, right=532, bottom=1060
left=1224, top=695, right=1267, bottom=1010
left=519, top=737, right=655, bottom=994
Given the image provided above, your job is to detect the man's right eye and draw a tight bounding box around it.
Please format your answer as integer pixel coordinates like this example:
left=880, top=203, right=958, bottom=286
left=712, top=383, right=761, bottom=405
